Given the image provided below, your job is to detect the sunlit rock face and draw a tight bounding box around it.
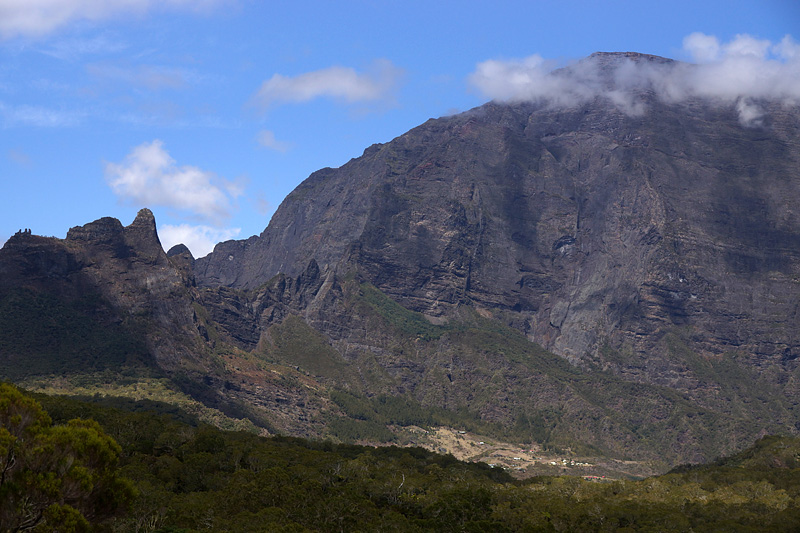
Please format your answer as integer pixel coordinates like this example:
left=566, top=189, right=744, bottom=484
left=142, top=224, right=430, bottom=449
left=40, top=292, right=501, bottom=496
left=195, top=53, right=800, bottom=379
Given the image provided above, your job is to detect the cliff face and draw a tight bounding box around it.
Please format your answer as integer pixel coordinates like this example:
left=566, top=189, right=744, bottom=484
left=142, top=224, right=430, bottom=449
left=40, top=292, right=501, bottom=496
left=0, top=211, right=359, bottom=438
left=185, top=66, right=800, bottom=462
left=0, top=209, right=202, bottom=372
left=195, top=56, right=800, bottom=386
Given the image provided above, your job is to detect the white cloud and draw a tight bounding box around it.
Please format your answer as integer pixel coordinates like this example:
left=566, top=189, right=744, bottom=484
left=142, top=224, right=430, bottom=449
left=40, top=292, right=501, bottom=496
left=736, top=98, right=764, bottom=127
left=469, top=55, right=562, bottom=103
left=774, top=35, right=800, bottom=61
left=257, top=130, right=290, bottom=152
left=0, top=0, right=226, bottom=40
left=252, top=59, right=403, bottom=109
left=105, top=140, right=241, bottom=224
left=158, top=223, right=240, bottom=258
left=683, top=32, right=721, bottom=63
left=723, top=34, right=771, bottom=59
left=469, top=33, right=800, bottom=127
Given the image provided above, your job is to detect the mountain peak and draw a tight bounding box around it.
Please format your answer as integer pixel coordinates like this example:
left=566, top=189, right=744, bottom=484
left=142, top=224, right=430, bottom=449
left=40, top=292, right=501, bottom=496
left=586, top=51, right=675, bottom=65
left=130, top=208, right=156, bottom=229
left=123, top=208, right=164, bottom=263
left=65, top=208, right=165, bottom=264
left=66, top=216, right=124, bottom=244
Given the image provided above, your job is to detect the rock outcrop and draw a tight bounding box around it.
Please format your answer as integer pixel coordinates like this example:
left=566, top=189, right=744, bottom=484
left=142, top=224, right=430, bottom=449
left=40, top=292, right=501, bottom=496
left=1, top=209, right=201, bottom=370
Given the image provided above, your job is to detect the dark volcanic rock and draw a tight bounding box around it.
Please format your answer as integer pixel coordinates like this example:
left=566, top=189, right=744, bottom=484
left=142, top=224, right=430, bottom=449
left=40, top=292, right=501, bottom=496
left=167, top=243, right=196, bottom=283
left=195, top=55, right=800, bottom=382
left=3, top=209, right=201, bottom=370
left=167, top=243, right=194, bottom=259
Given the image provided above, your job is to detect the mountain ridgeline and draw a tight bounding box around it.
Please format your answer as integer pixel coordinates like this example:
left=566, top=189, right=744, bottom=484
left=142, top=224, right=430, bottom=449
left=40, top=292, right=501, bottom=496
left=2, top=52, right=799, bottom=468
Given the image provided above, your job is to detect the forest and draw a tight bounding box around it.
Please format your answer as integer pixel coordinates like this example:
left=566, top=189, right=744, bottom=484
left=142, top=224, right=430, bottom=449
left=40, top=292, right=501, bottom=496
left=2, top=383, right=800, bottom=532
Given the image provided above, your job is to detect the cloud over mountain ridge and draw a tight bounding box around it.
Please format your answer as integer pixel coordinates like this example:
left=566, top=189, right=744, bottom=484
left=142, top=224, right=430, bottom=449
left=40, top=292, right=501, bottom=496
left=469, top=33, right=800, bottom=126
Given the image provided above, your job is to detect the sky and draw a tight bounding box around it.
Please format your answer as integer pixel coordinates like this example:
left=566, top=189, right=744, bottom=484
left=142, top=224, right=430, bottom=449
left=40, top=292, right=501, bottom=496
left=1, top=0, right=798, bottom=258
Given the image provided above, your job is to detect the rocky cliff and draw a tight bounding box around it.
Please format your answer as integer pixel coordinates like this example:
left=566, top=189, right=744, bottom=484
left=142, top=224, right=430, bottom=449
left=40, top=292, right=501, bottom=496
left=0, top=209, right=202, bottom=371
left=189, top=53, right=800, bottom=462
left=195, top=53, right=800, bottom=384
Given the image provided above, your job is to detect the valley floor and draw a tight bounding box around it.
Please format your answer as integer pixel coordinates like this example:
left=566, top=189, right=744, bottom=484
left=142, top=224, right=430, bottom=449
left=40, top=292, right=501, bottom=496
left=392, top=425, right=659, bottom=479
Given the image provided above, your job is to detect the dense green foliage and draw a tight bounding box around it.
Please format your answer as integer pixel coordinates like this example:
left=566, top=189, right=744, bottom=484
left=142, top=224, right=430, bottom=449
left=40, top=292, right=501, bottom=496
left=5, top=388, right=797, bottom=532
left=358, top=283, right=453, bottom=341
left=0, top=384, right=134, bottom=532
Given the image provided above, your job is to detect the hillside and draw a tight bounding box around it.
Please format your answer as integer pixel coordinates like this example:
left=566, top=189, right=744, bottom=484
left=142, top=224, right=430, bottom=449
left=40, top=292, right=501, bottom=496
left=19, top=387, right=800, bottom=532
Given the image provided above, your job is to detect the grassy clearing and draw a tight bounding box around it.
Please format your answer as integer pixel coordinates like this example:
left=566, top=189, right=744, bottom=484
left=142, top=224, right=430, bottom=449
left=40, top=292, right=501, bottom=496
left=18, top=372, right=259, bottom=433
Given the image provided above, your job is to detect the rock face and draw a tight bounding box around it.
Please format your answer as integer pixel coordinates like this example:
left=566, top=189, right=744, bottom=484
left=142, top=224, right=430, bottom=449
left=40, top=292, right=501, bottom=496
left=195, top=54, right=800, bottom=384
left=0, top=210, right=346, bottom=438
left=1, top=209, right=201, bottom=370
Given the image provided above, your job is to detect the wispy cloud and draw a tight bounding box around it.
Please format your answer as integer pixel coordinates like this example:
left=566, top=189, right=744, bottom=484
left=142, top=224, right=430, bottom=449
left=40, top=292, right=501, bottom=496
left=158, top=223, right=240, bottom=258
left=105, top=140, right=242, bottom=225
left=256, top=130, right=290, bottom=152
left=0, top=101, right=85, bottom=127
left=40, top=32, right=127, bottom=61
left=252, top=59, right=403, bottom=109
left=254, top=192, right=272, bottom=216
left=469, top=33, right=800, bottom=126
left=0, top=0, right=228, bottom=40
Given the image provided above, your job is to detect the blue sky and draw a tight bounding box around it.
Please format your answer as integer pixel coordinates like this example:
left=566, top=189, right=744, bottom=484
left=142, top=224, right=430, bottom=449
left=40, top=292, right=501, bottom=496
left=1, top=0, right=798, bottom=257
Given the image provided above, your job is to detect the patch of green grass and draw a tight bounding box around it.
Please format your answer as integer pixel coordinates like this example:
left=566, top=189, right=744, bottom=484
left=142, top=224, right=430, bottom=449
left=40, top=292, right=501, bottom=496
left=19, top=371, right=260, bottom=433
left=263, top=315, right=351, bottom=383
left=357, top=283, right=451, bottom=340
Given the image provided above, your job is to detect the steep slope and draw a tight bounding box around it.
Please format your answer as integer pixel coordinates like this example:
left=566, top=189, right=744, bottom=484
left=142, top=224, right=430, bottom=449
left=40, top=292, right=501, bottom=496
left=195, top=52, right=800, bottom=390
left=0, top=210, right=191, bottom=377
left=190, top=53, right=800, bottom=463
left=4, top=207, right=790, bottom=466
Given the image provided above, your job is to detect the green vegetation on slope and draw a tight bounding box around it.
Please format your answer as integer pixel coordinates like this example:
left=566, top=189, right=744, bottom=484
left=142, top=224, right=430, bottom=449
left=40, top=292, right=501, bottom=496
left=343, top=282, right=786, bottom=464
left=6, top=385, right=799, bottom=532
left=357, top=283, right=453, bottom=340
left=0, top=383, right=134, bottom=531
left=264, top=315, right=350, bottom=381
left=2, top=278, right=792, bottom=470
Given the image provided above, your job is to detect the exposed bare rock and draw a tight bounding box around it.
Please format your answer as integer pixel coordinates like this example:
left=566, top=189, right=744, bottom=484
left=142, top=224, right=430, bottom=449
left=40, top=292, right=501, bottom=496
left=195, top=57, right=800, bottom=386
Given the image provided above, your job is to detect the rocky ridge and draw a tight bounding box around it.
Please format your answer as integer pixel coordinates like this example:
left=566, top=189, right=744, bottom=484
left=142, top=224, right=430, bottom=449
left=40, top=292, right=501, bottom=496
left=196, top=53, right=800, bottom=381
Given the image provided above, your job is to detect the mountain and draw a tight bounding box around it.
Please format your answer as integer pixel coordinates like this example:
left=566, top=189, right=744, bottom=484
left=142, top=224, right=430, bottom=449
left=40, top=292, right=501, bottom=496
left=2, top=52, right=800, bottom=469
left=197, top=53, right=800, bottom=370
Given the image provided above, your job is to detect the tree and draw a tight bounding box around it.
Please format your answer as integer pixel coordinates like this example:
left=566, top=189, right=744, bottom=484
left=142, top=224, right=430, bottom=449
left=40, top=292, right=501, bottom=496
left=0, top=384, right=133, bottom=532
